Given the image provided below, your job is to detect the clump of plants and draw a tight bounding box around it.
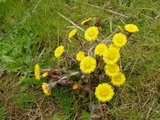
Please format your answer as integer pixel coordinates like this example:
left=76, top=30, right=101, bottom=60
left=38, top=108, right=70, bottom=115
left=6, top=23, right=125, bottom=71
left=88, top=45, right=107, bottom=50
left=34, top=17, right=139, bottom=118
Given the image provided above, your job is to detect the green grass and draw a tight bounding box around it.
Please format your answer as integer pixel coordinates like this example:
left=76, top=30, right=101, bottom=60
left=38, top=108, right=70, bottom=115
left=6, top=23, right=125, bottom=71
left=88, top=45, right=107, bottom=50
left=0, top=0, right=160, bottom=119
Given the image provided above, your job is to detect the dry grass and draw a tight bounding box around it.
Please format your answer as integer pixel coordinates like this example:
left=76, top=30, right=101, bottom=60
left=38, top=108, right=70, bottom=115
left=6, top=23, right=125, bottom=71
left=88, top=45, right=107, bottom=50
left=0, top=0, right=160, bottom=119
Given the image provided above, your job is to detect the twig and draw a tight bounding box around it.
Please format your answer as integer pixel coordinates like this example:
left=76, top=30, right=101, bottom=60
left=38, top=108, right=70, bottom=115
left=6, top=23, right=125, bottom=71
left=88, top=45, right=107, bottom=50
left=75, top=35, right=85, bottom=50
left=49, top=71, right=79, bottom=87
left=41, top=68, right=51, bottom=72
left=37, top=48, right=45, bottom=60
left=73, top=112, right=78, bottom=120
left=75, top=1, right=128, bottom=18
left=20, top=0, right=42, bottom=25
left=145, top=100, right=155, bottom=120
left=142, top=97, right=150, bottom=108
left=101, top=29, right=118, bottom=43
left=128, top=58, right=138, bottom=79
left=99, top=102, right=105, bottom=120
left=35, top=101, right=44, bottom=120
left=59, top=71, right=79, bottom=82
left=88, top=45, right=95, bottom=56
left=0, top=0, right=42, bottom=42
left=57, top=12, right=84, bottom=31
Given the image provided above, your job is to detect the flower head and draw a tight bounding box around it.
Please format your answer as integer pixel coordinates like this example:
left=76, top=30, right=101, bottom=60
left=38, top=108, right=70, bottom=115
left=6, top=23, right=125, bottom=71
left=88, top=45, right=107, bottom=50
left=54, top=45, right=64, bottom=58
left=103, top=47, right=120, bottom=64
left=104, top=64, right=120, bottom=77
left=72, top=83, right=79, bottom=90
left=42, top=83, right=51, bottom=96
left=124, top=24, right=139, bottom=33
left=68, top=29, right=78, bottom=38
left=111, top=72, right=126, bottom=86
left=76, top=51, right=85, bottom=62
left=34, top=64, right=40, bottom=80
left=113, top=33, right=127, bottom=47
left=109, top=44, right=120, bottom=52
left=42, top=72, right=48, bottom=77
left=85, top=26, right=99, bottom=41
left=95, top=83, right=114, bottom=102
left=80, top=56, right=96, bottom=74
left=94, top=43, right=108, bottom=56
left=81, top=18, right=92, bottom=25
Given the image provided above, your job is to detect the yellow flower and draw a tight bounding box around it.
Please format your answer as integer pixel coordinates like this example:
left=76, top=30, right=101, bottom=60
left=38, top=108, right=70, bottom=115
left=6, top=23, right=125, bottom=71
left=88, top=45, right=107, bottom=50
left=111, top=72, right=126, bottom=86
left=42, top=72, right=48, bottom=77
left=94, top=43, right=108, bottom=56
left=76, top=51, right=85, bottom=62
left=85, top=26, right=99, bottom=41
left=112, top=33, right=127, bottom=47
left=68, top=29, right=78, bottom=38
left=95, top=83, right=114, bottom=102
left=34, top=64, right=40, bottom=80
left=42, top=83, right=51, bottom=96
left=81, top=18, right=92, bottom=25
left=104, top=64, right=120, bottom=77
left=103, top=47, right=120, bottom=64
left=109, top=44, right=120, bottom=52
left=54, top=45, right=64, bottom=58
left=124, top=24, right=139, bottom=33
left=80, top=56, right=96, bottom=74
left=72, top=83, right=79, bottom=90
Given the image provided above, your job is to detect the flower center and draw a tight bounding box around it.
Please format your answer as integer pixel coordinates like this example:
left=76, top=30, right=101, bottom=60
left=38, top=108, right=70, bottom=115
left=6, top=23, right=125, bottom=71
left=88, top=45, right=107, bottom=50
left=88, top=31, right=95, bottom=37
left=115, top=75, right=121, bottom=82
left=107, top=53, right=115, bottom=60
left=84, top=62, right=91, bottom=69
left=99, top=89, right=108, bottom=97
left=117, top=38, right=123, bottom=43
left=109, top=66, right=117, bottom=73
left=98, top=49, right=103, bottom=53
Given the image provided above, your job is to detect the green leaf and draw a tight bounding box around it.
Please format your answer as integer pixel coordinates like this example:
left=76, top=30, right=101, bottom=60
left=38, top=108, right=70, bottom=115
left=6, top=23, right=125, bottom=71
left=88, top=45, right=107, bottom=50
left=1, top=55, right=15, bottom=63
left=18, top=78, right=42, bottom=85
left=53, top=87, right=75, bottom=113
left=52, top=115, right=64, bottom=120
left=81, top=110, right=90, bottom=120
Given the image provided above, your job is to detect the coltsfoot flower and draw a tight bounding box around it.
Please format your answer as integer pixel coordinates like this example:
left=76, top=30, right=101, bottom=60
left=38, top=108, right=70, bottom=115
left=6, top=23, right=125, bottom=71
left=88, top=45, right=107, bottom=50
left=104, top=64, right=120, bottom=77
left=72, top=83, right=79, bottom=90
left=124, top=24, right=139, bottom=33
left=68, top=29, right=78, bottom=38
left=76, top=51, right=85, bottom=62
left=95, top=83, right=114, bottom=102
left=84, top=26, right=99, bottom=41
left=80, top=56, right=96, bottom=74
left=42, top=72, right=48, bottom=77
left=42, top=83, right=51, bottom=96
left=111, top=72, right=126, bottom=86
left=54, top=45, right=64, bottom=58
left=81, top=18, right=92, bottom=25
left=94, top=43, right=108, bottom=56
left=112, top=33, right=127, bottom=47
left=108, top=44, right=120, bottom=52
left=34, top=64, right=40, bottom=80
left=103, top=47, right=120, bottom=64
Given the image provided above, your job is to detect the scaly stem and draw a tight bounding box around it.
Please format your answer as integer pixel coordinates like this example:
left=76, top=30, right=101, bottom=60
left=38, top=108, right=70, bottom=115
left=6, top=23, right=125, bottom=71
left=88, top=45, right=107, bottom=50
left=99, top=102, right=105, bottom=120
